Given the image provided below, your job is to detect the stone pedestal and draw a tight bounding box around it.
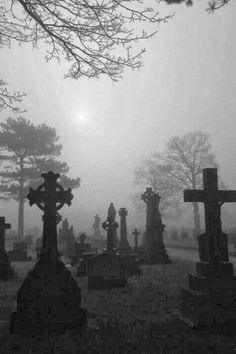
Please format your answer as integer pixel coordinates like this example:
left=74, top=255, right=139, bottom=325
left=180, top=261, right=236, bottom=329
left=10, top=258, right=87, bottom=336
left=88, top=252, right=127, bottom=290
left=0, top=250, right=15, bottom=280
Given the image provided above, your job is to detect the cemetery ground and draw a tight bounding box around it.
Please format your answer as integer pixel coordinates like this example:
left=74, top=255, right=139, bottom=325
left=1, top=252, right=236, bottom=353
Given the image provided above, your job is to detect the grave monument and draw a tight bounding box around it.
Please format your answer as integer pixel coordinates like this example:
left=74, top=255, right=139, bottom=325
left=88, top=212, right=127, bottom=289
left=0, top=217, right=14, bottom=280
left=180, top=168, right=236, bottom=329
left=118, top=208, right=131, bottom=253
left=58, top=217, right=75, bottom=258
left=10, top=171, right=87, bottom=335
left=108, top=202, right=118, bottom=249
left=140, top=188, right=170, bottom=264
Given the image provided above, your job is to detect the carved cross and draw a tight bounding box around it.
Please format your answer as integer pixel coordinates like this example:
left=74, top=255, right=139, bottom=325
left=132, top=228, right=140, bottom=252
left=27, top=171, right=73, bottom=260
left=102, top=216, right=118, bottom=252
left=0, top=217, right=11, bottom=251
left=184, top=168, right=236, bottom=265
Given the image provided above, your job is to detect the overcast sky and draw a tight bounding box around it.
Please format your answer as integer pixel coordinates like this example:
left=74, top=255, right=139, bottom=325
left=0, top=1, right=236, bottom=237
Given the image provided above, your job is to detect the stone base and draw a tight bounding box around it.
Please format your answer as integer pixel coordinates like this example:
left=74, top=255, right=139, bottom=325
left=0, top=250, right=15, bottom=281
left=139, top=244, right=171, bottom=265
left=180, top=261, right=236, bottom=330
left=10, top=258, right=87, bottom=336
left=88, top=252, right=127, bottom=290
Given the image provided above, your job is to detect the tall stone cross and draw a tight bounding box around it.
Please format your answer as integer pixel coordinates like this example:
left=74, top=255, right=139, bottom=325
left=27, top=171, right=73, bottom=260
left=119, top=208, right=128, bottom=248
left=102, top=216, right=118, bottom=252
left=141, top=188, right=155, bottom=229
left=132, top=228, right=140, bottom=252
left=184, top=168, right=236, bottom=266
left=0, top=217, right=11, bottom=251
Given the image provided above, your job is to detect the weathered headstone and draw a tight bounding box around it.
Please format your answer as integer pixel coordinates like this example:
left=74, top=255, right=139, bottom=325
left=0, top=217, right=14, bottom=280
left=118, top=208, right=131, bottom=253
left=140, top=188, right=170, bottom=264
left=88, top=213, right=126, bottom=289
left=10, top=171, right=87, bottom=336
left=180, top=168, right=236, bottom=329
left=71, top=233, right=93, bottom=266
left=132, top=228, right=141, bottom=253
left=76, top=251, right=97, bottom=276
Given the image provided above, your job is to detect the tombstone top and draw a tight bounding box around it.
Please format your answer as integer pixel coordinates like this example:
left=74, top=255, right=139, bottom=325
left=108, top=203, right=116, bottom=219
left=102, top=217, right=118, bottom=232
left=184, top=168, right=236, bottom=204
left=27, top=171, right=73, bottom=212
left=119, top=208, right=128, bottom=217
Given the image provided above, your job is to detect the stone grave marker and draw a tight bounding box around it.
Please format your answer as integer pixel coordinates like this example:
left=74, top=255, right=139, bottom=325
left=108, top=202, right=118, bottom=249
left=180, top=168, right=236, bottom=330
left=88, top=213, right=126, bottom=289
left=118, top=208, right=131, bottom=253
left=0, top=217, right=14, bottom=280
left=10, top=171, right=87, bottom=336
left=140, top=188, right=170, bottom=264
left=93, top=213, right=101, bottom=238
left=58, top=217, right=75, bottom=258
left=71, top=233, right=94, bottom=266
left=7, top=241, right=30, bottom=261
left=132, top=228, right=141, bottom=253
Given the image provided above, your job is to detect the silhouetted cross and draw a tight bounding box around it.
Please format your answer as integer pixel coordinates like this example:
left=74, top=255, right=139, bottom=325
left=184, top=168, right=236, bottom=265
left=0, top=217, right=11, bottom=251
left=102, top=216, right=118, bottom=252
left=27, top=171, right=73, bottom=259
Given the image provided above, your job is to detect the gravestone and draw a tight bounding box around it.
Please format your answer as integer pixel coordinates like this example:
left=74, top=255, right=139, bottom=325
left=108, top=202, right=118, bottom=249
left=140, top=188, right=170, bottom=264
left=58, top=218, right=75, bottom=259
left=180, top=168, right=236, bottom=330
left=132, top=228, right=141, bottom=253
left=8, top=241, right=29, bottom=261
left=88, top=214, right=126, bottom=289
left=0, top=217, right=14, bottom=280
left=10, top=171, right=87, bottom=336
left=118, top=208, right=131, bottom=253
left=76, top=251, right=97, bottom=276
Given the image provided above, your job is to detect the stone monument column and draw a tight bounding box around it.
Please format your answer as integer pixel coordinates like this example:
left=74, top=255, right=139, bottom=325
left=118, top=208, right=131, bottom=252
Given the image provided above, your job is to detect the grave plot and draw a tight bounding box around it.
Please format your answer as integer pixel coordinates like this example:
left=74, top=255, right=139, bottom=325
left=9, top=171, right=87, bottom=336
left=180, top=168, right=236, bottom=331
left=139, top=188, right=170, bottom=264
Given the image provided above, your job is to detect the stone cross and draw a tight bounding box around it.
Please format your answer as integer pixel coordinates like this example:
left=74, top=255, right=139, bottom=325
left=102, top=216, right=118, bottom=252
left=132, top=228, right=140, bottom=252
left=119, top=208, right=129, bottom=249
left=0, top=217, right=11, bottom=251
left=141, top=188, right=156, bottom=228
left=27, top=171, right=73, bottom=260
left=184, top=168, right=236, bottom=266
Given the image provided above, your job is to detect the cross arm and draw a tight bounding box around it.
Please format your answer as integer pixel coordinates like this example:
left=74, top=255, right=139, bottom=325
left=184, top=190, right=206, bottom=203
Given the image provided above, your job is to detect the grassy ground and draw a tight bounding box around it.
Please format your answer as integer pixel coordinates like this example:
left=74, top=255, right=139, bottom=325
left=0, top=258, right=236, bottom=353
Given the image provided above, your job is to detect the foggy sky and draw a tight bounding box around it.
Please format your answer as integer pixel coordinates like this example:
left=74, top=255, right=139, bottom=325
left=0, top=1, right=236, bottom=237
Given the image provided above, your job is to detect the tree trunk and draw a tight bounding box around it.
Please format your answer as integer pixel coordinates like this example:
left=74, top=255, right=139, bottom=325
left=18, top=158, right=24, bottom=240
